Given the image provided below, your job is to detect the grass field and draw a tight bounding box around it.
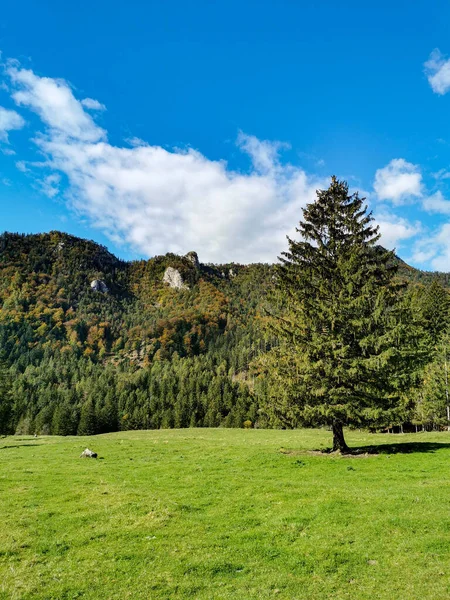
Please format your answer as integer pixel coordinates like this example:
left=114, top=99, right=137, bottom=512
left=2, top=428, right=450, bottom=599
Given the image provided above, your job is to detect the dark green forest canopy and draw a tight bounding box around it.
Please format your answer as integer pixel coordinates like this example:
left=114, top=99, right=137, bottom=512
left=0, top=229, right=449, bottom=436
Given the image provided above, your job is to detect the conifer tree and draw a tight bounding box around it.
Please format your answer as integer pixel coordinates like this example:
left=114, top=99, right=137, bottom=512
left=77, top=399, right=97, bottom=436
left=419, top=280, right=450, bottom=348
left=0, top=362, right=13, bottom=435
left=267, top=177, right=405, bottom=451
left=408, top=280, right=450, bottom=350
left=415, top=330, right=450, bottom=429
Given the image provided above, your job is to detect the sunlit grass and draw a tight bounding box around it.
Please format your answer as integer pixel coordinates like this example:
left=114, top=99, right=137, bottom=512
left=1, top=428, right=450, bottom=599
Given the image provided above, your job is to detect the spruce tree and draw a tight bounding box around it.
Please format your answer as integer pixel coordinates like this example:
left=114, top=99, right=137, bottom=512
left=415, top=329, right=450, bottom=430
left=417, top=280, right=450, bottom=348
left=0, top=362, right=13, bottom=435
left=77, top=399, right=97, bottom=436
left=267, top=177, right=404, bottom=452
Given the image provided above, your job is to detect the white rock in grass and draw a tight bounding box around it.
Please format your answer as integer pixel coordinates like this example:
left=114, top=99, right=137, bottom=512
left=80, top=448, right=98, bottom=458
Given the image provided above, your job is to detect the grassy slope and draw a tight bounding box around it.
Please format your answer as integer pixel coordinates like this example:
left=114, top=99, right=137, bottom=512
left=1, top=429, right=450, bottom=599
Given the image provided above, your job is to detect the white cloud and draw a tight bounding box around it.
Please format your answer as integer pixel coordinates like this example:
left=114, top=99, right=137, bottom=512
left=373, top=159, right=422, bottom=204
left=40, top=173, right=61, bottom=198
left=81, top=98, right=106, bottom=111
left=431, top=225, right=450, bottom=270
left=7, top=63, right=105, bottom=143
left=432, top=168, right=450, bottom=180
left=422, top=190, right=450, bottom=215
left=4, top=62, right=327, bottom=263
left=424, top=49, right=450, bottom=95
left=374, top=212, right=421, bottom=250
left=126, top=137, right=149, bottom=147
left=410, top=248, right=436, bottom=265
left=0, top=105, right=25, bottom=142
left=0, top=60, right=439, bottom=266
left=412, top=224, right=450, bottom=271
left=237, top=131, right=290, bottom=174
left=15, top=160, right=29, bottom=172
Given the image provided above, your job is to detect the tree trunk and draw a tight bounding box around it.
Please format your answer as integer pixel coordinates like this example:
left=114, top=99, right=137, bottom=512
left=332, top=421, right=349, bottom=453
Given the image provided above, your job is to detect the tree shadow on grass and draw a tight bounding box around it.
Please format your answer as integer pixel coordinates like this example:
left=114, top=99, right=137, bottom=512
left=0, top=443, right=44, bottom=450
left=328, top=442, right=450, bottom=456
left=281, top=442, right=450, bottom=457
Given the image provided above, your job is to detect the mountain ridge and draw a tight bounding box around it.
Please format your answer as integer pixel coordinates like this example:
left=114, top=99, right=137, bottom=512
left=2, top=229, right=449, bottom=277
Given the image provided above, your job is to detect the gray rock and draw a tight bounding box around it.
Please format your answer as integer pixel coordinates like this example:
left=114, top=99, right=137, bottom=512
left=90, top=279, right=109, bottom=293
left=185, top=251, right=200, bottom=269
left=163, top=267, right=188, bottom=290
left=80, top=448, right=98, bottom=458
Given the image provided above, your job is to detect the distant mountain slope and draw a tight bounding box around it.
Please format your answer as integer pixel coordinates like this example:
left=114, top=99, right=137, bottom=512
left=0, top=232, right=272, bottom=434
left=0, top=230, right=447, bottom=435
left=0, top=231, right=273, bottom=363
left=394, top=253, right=450, bottom=287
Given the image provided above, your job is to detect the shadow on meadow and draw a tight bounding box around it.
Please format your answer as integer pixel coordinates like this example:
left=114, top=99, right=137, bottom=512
left=281, top=441, right=450, bottom=457
left=348, top=442, right=450, bottom=455
left=0, top=443, right=44, bottom=450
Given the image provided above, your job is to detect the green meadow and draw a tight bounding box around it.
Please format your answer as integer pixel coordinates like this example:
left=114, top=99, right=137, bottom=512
left=2, top=428, right=450, bottom=599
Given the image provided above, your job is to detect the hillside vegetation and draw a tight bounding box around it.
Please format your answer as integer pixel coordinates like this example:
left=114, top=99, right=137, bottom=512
left=0, top=230, right=449, bottom=435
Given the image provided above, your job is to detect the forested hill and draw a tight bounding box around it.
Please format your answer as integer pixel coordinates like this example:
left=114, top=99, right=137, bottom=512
left=394, top=255, right=450, bottom=287
left=0, top=231, right=273, bottom=434
left=0, top=230, right=448, bottom=436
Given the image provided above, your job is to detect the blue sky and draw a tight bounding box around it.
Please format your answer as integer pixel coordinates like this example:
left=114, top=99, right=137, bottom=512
left=1, top=0, right=450, bottom=268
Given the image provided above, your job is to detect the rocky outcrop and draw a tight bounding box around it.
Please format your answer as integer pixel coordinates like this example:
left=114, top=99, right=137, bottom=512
left=90, top=279, right=109, bottom=293
left=163, top=267, right=188, bottom=290
left=185, top=251, right=200, bottom=269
